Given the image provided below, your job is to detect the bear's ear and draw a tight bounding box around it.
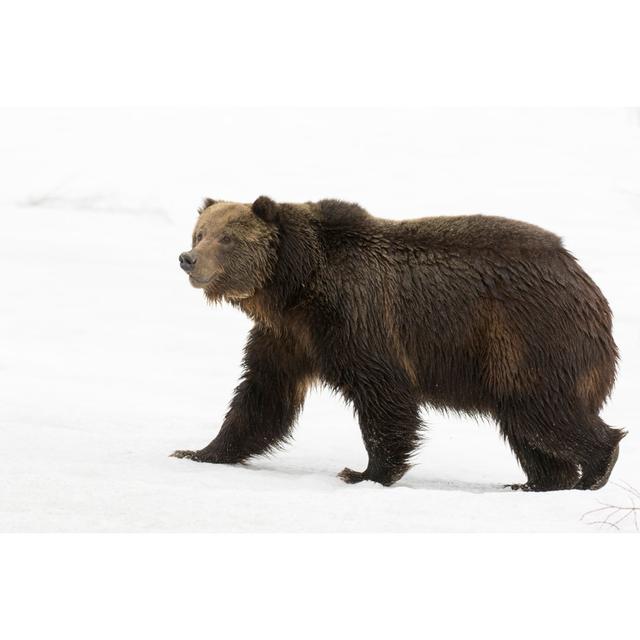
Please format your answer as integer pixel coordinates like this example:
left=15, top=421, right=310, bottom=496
left=252, top=196, right=279, bottom=223
left=198, top=198, right=218, bottom=215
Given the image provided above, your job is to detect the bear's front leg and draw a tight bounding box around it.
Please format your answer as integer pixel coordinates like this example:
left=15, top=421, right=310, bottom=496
left=171, top=326, right=312, bottom=465
left=338, top=374, right=423, bottom=486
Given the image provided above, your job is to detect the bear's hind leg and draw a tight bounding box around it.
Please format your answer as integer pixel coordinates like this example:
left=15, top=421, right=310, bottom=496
left=507, top=444, right=580, bottom=492
left=501, top=404, right=625, bottom=492
left=499, top=415, right=580, bottom=492
left=574, top=416, right=626, bottom=490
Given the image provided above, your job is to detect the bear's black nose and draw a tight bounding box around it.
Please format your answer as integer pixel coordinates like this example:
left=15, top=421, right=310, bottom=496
left=179, top=251, right=197, bottom=273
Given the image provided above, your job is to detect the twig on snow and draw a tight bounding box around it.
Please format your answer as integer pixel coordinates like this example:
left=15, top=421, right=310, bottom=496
left=581, top=482, right=640, bottom=532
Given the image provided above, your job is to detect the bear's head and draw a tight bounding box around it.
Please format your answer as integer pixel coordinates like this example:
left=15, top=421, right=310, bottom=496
left=179, top=196, right=280, bottom=301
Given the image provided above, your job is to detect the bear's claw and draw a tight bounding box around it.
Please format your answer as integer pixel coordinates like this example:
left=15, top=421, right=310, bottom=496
left=507, top=483, right=532, bottom=491
left=338, top=467, right=367, bottom=484
left=170, top=449, right=201, bottom=460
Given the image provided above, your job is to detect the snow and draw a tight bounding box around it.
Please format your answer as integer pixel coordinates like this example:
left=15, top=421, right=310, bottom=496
left=1, top=108, right=639, bottom=532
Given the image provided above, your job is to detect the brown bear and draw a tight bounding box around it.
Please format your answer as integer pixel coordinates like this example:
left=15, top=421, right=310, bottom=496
left=172, top=196, right=625, bottom=491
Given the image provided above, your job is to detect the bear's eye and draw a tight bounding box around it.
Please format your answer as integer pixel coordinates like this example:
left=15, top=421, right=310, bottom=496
left=196, top=232, right=203, bottom=243
left=219, top=234, right=233, bottom=245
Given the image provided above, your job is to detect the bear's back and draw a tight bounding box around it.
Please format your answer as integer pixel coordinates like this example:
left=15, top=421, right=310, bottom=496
left=394, top=214, right=563, bottom=255
left=317, top=200, right=562, bottom=255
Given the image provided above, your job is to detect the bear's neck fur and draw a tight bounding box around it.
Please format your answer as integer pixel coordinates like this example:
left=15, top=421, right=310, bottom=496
left=234, top=204, right=323, bottom=335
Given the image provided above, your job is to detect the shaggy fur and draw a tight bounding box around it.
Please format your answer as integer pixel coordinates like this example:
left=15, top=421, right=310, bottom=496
left=173, top=197, right=625, bottom=490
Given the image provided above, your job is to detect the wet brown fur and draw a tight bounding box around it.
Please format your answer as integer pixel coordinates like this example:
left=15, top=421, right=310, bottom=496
left=173, top=197, right=625, bottom=490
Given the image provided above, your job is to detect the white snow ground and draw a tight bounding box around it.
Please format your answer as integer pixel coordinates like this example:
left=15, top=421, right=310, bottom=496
left=0, top=108, right=638, bottom=532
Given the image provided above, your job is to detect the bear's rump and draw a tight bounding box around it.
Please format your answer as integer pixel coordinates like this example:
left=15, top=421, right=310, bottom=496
left=388, top=258, right=616, bottom=412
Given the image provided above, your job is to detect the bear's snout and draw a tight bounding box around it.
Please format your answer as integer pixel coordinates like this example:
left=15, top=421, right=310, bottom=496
left=179, top=251, right=197, bottom=273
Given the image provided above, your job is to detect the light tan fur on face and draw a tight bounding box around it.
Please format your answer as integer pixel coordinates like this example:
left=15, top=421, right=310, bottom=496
left=193, top=203, right=250, bottom=247
left=187, top=204, right=246, bottom=286
left=197, top=202, right=274, bottom=242
left=185, top=201, right=278, bottom=301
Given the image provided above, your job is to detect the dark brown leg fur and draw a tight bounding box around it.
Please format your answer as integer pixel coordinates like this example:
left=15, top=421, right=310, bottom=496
left=337, top=369, right=422, bottom=486
left=575, top=444, right=619, bottom=490
left=171, top=326, right=312, bottom=464
left=507, top=445, right=580, bottom=492
left=574, top=417, right=625, bottom=490
left=499, top=401, right=624, bottom=492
